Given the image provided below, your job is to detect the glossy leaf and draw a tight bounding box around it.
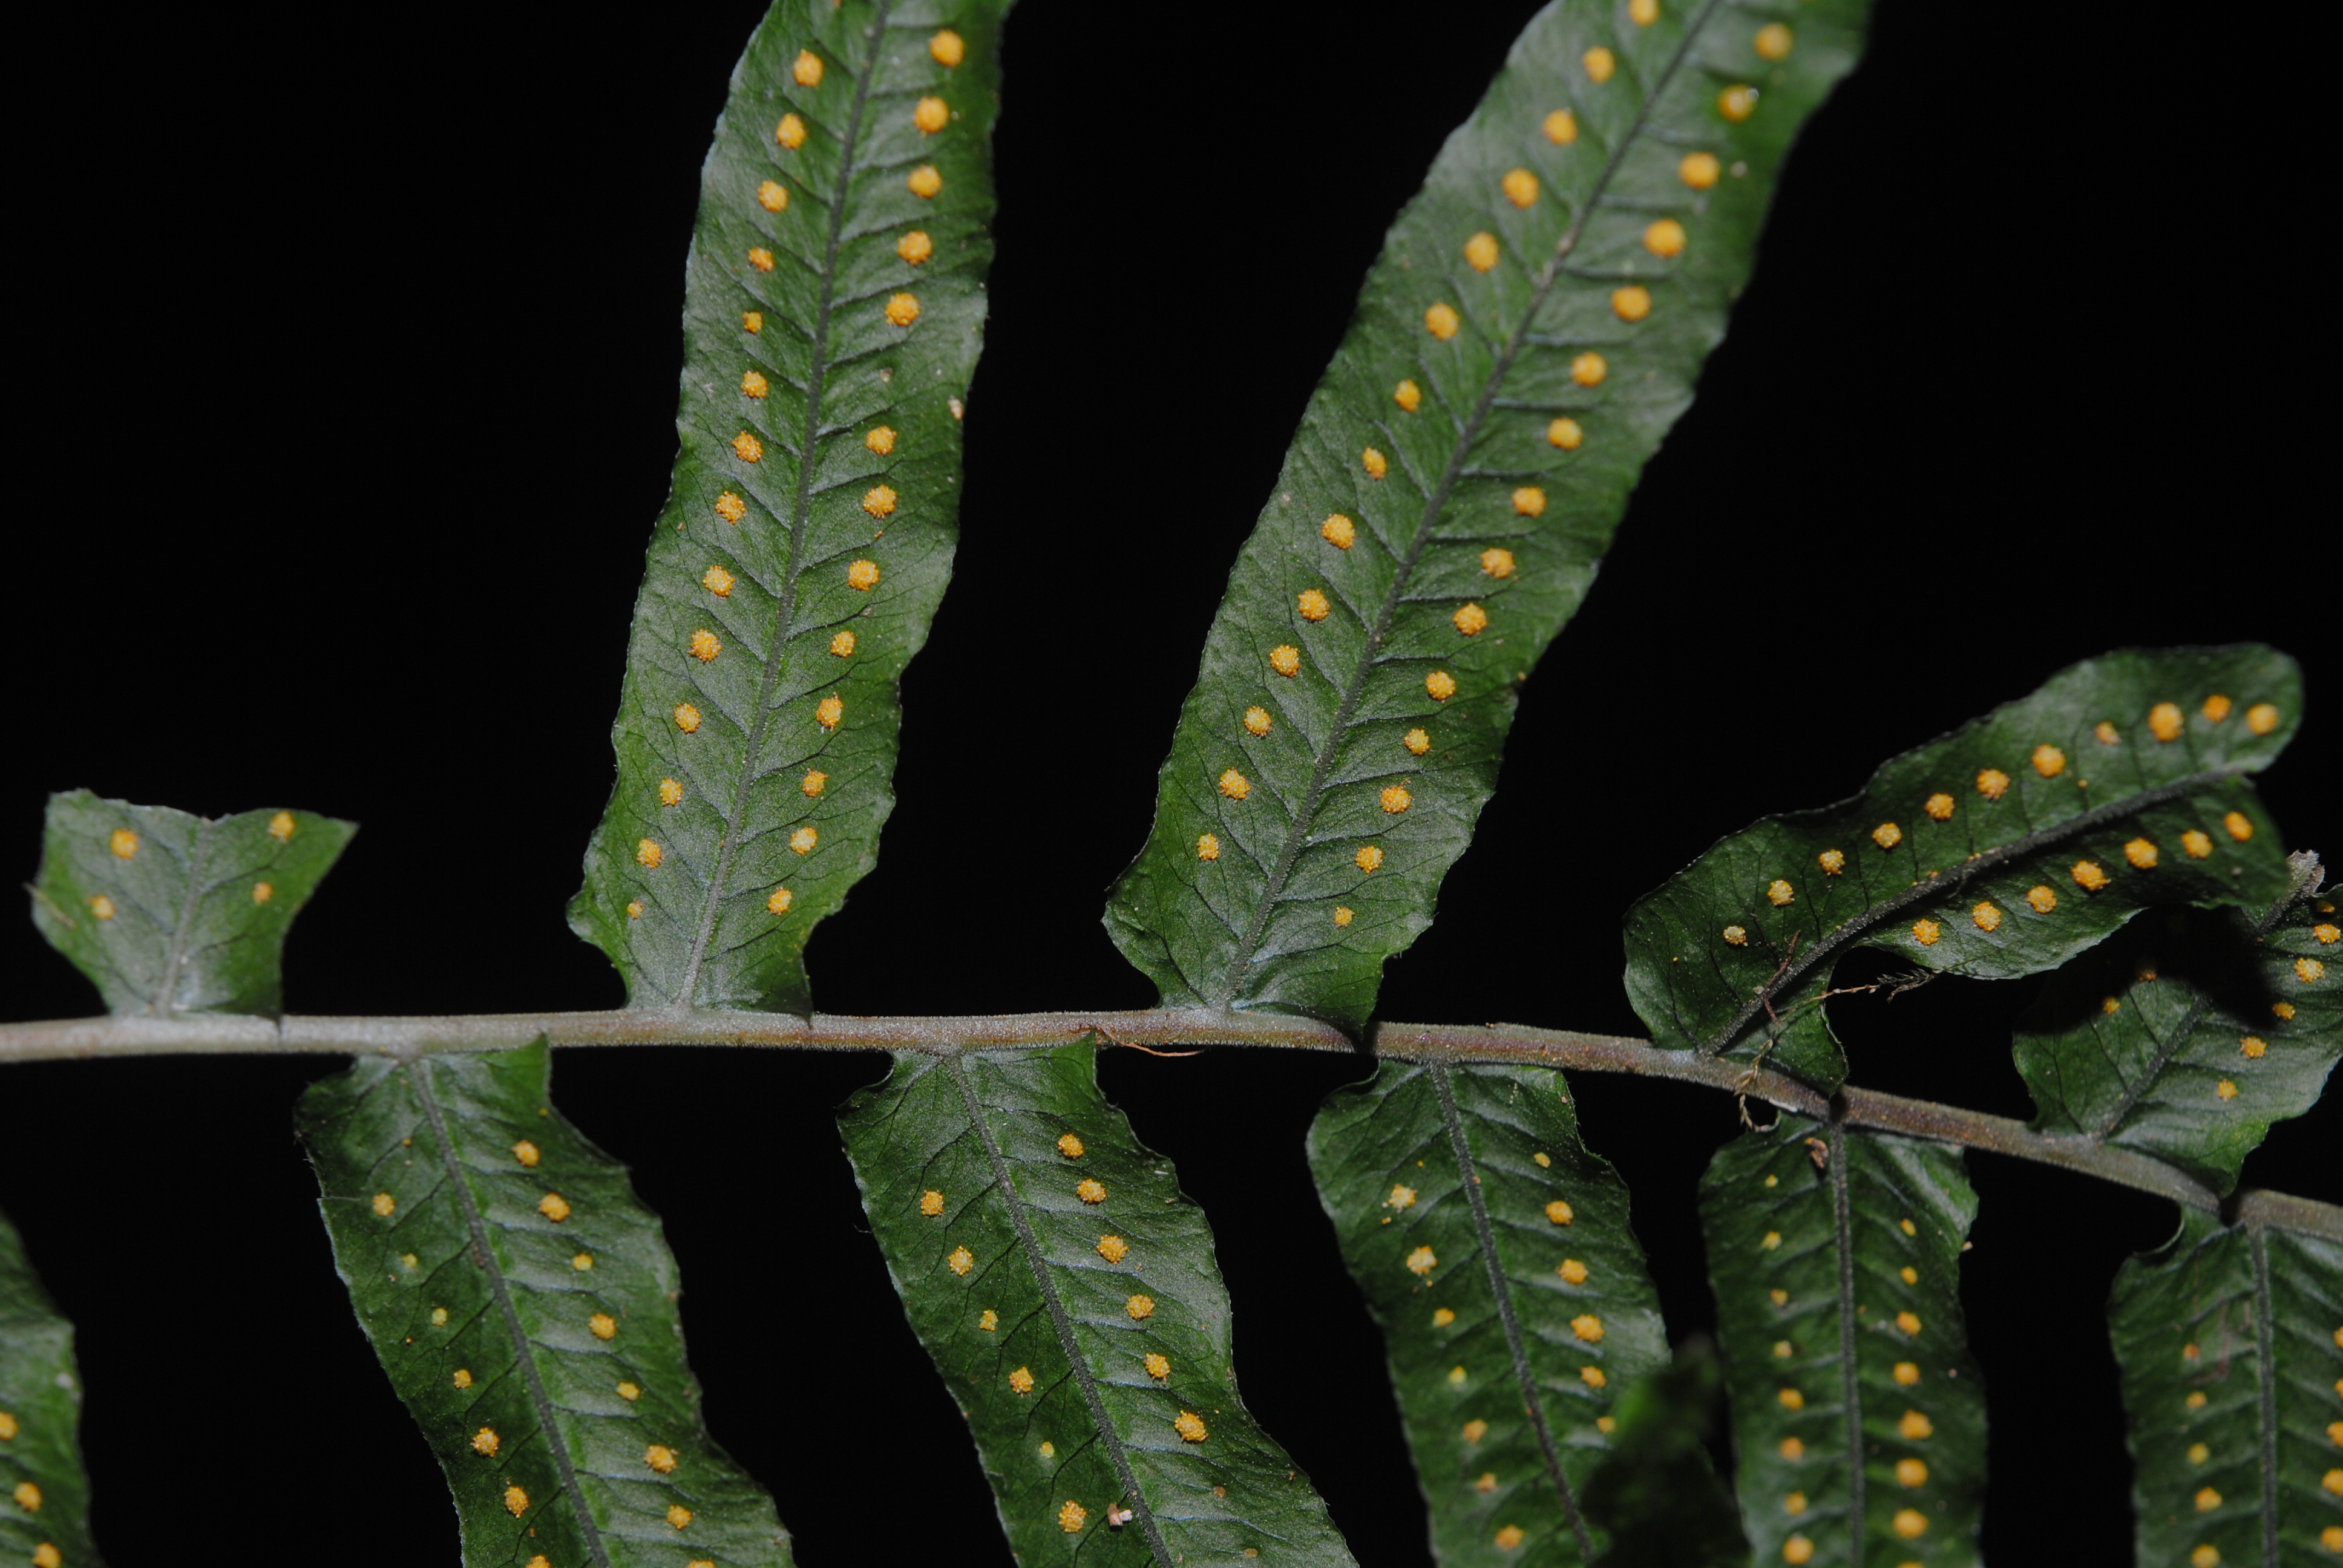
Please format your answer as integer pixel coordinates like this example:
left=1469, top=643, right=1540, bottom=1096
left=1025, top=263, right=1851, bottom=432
left=1625, top=646, right=2303, bottom=1088
left=1307, top=1061, right=1670, bottom=1564
left=0, top=1208, right=101, bottom=1568
left=2016, top=851, right=2340, bottom=1194
left=298, top=1039, right=790, bottom=1566
left=572, top=0, right=1013, bottom=1014
left=838, top=1040, right=1356, bottom=1566
left=1105, top=0, right=1873, bottom=1030
left=1699, top=1118, right=1985, bottom=1568
left=27, top=791, right=353, bottom=1019
left=2108, top=1202, right=2343, bottom=1566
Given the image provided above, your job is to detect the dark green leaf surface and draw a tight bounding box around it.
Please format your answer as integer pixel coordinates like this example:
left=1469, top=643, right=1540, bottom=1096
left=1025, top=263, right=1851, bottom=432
left=839, top=1041, right=1356, bottom=1566
left=1307, top=1062, right=1670, bottom=1564
left=27, top=791, right=353, bottom=1019
left=0, top=1209, right=101, bottom=1568
left=1625, top=647, right=2303, bottom=1088
left=300, top=1040, right=790, bottom=1566
left=2015, top=853, right=2340, bottom=1194
left=2108, top=1204, right=2343, bottom=1566
left=1104, top=0, right=1873, bottom=1030
left=1575, top=1342, right=1747, bottom=1568
left=572, top=0, right=1012, bottom=1014
left=1699, top=1119, right=1985, bottom=1568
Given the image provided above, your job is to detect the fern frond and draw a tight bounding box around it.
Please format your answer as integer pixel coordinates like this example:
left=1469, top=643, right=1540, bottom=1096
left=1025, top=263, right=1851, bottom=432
left=299, top=1040, right=791, bottom=1565
left=2108, top=1199, right=2343, bottom=1565
left=572, top=0, right=1014, bottom=1014
left=0, top=1209, right=101, bottom=1568
left=1624, top=647, right=2304, bottom=1087
left=840, top=1040, right=1358, bottom=1565
left=1308, top=1062, right=1674, bottom=1563
left=1700, top=1119, right=1985, bottom=1567
left=28, top=791, right=352, bottom=1020
left=2015, top=851, right=2339, bottom=1192
left=1106, top=0, right=1873, bottom=1029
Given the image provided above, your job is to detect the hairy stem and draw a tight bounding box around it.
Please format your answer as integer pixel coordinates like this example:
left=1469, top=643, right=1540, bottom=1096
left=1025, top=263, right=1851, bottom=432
left=4, top=1008, right=2336, bottom=1238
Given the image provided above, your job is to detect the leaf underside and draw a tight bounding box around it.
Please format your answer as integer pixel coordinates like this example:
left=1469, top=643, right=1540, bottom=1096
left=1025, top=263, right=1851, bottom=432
left=1306, top=1062, right=1674, bottom=1565
left=837, top=1040, right=1357, bottom=1566
left=1699, top=1119, right=1985, bottom=1568
left=2108, top=1207, right=2343, bottom=1566
left=1624, top=645, right=2304, bottom=1089
left=1104, top=0, right=1874, bottom=1030
left=0, top=1209, right=102, bottom=1568
left=298, top=1039, right=790, bottom=1566
left=2014, top=855, right=2341, bottom=1194
left=571, top=0, right=1014, bottom=1014
left=1571, top=1341, right=1747, bottom=1568
left=28, top=791, right=353, bottom=1019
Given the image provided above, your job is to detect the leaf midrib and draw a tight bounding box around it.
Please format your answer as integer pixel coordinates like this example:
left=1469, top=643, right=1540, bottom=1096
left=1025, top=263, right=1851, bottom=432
left=152, top=813, right=215, bottom=1018
left=2088, top=860, right=2315, bottom=1138
left=1429, top=1063, right=1591, bottom=1560
left=2249, top=1227, right=2278, bottom=1566
left=679, top=7, right=894, bottom=1005
left=942, top=1053, right=1178, bottom=1566
left=1826, top=1115, right=1864, bottom=1563
left=1705, top=764, right=2256, bottom=1057
left=1218, top=0, right=1729, bottom=1007
left=410, top=1062, right=608, bottom=1567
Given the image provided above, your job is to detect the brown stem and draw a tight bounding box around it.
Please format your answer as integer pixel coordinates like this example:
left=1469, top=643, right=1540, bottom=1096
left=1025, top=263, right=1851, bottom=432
left=3, top=1008, right=2335, bottom=1241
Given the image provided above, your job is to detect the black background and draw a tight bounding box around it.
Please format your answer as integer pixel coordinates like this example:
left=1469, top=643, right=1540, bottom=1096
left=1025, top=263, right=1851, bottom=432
left=4, top=2, right=2335, bottom=1563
